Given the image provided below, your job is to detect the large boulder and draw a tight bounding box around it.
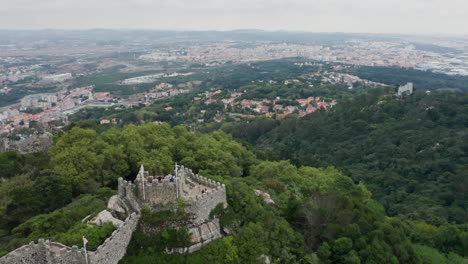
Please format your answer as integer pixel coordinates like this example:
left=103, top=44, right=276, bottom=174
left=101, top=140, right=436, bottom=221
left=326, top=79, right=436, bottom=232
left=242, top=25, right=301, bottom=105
left=0, top=132, right=53, bottom=154
left=90, top=210, right=123, bottom=228
left=107, top=195, right=128, bottom=219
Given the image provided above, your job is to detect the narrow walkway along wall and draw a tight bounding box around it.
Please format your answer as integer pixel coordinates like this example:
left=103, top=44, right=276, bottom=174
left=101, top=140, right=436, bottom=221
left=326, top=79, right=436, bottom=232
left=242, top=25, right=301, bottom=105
left=0, top=239, right=62, bottom=264
left=186, top=183, right=227, bottom=225
left=88, top=212, right=140, bottom=264
left=0, top=213, right=140, bottom=264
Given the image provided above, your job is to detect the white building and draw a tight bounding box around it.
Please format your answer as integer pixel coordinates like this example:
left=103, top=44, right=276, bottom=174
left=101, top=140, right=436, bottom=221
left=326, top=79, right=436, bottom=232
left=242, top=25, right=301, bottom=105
left=397, top=82, right=414, bottom=96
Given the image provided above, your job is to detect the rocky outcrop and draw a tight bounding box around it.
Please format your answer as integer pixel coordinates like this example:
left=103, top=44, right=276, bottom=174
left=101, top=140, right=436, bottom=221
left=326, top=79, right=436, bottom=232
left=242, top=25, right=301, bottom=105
left=107, top=195, right=129, bottom=219
left=169, top=219, right=223, bottom=254
left=0, top=132, right=53, bottom=154
left=254, top=189, right=275, bottom=205
left=89, top=210, right=124, bottom=228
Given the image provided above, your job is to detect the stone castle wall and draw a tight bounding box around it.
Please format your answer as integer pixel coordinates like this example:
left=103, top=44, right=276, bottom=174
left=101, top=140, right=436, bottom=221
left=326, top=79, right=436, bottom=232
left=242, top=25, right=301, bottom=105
left=0, top=239, right=55, bottom=264
left=187, top=186, right=227, bottom=225
left=125, top=165, right=228, bottom=221
left=0, top=213, right=140, bottom=264
left=138, top=179, right=178, bottom=206
left=0, top=239, right=87, bottom=264
left=0, top=241, right=87, bottom=264
left=88, top=212, right=140, bottom=264
left=0, top=165, right=227, bottom=263
left=177, top=167, right=227, bottom=224
left=118, top=178, right=141, bottom=212
left=48, top=243, right=86, bottom=264
left=180, top=169, right=219, bottom=189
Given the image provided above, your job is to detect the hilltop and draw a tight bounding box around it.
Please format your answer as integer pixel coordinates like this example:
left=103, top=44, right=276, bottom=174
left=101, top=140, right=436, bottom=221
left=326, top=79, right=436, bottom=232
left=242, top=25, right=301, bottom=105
left=0, top=116, right=466, bottom=263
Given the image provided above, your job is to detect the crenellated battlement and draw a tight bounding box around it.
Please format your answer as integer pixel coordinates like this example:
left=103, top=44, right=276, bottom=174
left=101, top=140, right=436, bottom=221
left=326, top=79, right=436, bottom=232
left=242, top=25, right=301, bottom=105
left=171, top=165, right=227, bottom=225
left=48, top=242, right=85, bottom=262
left=0, top=212, right=140, bottom=264
left=120, top=164, right=227, bottom=215
left=0, top=164, right=227, bottom=264
left=0, top=239, right=53, bottom=264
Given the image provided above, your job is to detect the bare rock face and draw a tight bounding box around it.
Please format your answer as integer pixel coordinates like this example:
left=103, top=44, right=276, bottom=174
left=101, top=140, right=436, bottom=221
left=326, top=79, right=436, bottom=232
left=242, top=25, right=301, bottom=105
left=169, top=219, right=223, bottom=254
left=188, top=220, right=222, bottom=244
left=90, top=210, right=124, bottom=228
left=254, top=189, right=275, bottom=205
left=107, top=195, right=128, bottom=219
left=0, top=132, right=53, bottom=154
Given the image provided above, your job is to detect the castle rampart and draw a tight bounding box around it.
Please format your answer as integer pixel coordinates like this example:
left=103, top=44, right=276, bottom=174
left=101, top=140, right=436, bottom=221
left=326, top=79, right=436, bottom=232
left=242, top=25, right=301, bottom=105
left=187, top=184, right=227, bottom=225
left=0, top=213, right=140, bottom=264
left=0, top=239, right=55, bottom=264
left=47, top=241, right=90, bottom=264
left=88, top=212, right=140, bottom=264
left=0, top=164, right=227, bottom=263
left=118, top=178, right=141, bottom=212
left=124, top=164, right=227, bottom=219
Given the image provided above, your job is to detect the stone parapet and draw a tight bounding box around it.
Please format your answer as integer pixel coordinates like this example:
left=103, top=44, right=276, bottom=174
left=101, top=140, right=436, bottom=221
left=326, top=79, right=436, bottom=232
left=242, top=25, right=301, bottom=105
left=0, top=164, right=227, bottom=264
left=89, top=213, right=140, bottom=264
left=188, top=184, right=227, bottom=225
left=0, top=213, right=140, bottom=264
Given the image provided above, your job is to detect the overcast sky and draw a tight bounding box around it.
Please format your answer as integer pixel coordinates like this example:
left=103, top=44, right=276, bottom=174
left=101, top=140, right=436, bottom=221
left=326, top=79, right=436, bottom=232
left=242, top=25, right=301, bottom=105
left=0, top=0, right=467, bottom=35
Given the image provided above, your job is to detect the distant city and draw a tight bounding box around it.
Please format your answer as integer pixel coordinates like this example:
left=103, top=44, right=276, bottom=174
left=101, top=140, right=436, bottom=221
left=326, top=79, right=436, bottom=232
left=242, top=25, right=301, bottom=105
left=1, top=30, right=467, bottom=137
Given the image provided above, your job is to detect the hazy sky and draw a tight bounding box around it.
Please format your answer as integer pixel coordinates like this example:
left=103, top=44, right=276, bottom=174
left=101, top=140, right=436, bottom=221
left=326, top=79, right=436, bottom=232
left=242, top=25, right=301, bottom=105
left=1, top=0, right=467, bottom=34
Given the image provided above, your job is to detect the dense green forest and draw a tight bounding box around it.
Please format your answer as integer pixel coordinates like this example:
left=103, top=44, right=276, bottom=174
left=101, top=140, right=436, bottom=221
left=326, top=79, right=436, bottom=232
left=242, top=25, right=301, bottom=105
left=241, top=88, right=468, bottom=225
left=0, top=120, right=466, bottom=263
left=354, top=66, right=468, bottom=91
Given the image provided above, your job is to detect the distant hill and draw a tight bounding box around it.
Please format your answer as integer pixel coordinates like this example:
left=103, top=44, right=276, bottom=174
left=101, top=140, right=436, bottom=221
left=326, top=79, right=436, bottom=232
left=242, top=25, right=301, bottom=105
left=0, top=29, right=393, bottom=45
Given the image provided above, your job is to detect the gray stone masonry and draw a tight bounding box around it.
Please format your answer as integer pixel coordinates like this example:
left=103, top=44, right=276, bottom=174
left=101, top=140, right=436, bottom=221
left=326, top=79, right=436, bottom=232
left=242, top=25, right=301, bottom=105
left=0, top=213, right=140, bottom=264
left=170, top=219, right=223, bottom=254
left=124, top=164, right=227, bottom=222
left=0, top=164, right=227, bottom=263
left=175, top=166, right=228, bottom=224
left=88, top=213, right=140, bottom=264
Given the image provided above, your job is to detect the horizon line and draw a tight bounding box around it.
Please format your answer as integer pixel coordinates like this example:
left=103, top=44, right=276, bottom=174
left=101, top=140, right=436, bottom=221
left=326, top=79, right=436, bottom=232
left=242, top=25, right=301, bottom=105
left=0, top=28, right=466, bottom=37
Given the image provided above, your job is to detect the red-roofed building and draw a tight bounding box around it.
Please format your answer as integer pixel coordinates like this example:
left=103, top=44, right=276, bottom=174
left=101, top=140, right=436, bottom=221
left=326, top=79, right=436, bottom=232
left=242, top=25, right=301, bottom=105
left=222, top=98, right=236, bottom=104
left=307, top=97, right=315, bottom=103
left=94, top=92, right=111, bottom=102
left=273, top=104, right=284, bottom=110
left=296, top=98, right=308, bottom=106
left=240, top=99, right=253, bottom=107
left=317, top=102, right=328, bottom=110
left=260, top=105, right=270, bottom=113
left=306, top=104, right=317, bottom=113
left=286, top=106, right=297, bottom=112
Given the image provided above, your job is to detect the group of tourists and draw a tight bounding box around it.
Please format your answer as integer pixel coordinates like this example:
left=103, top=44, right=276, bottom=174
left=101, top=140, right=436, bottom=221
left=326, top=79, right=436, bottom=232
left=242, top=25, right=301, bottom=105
left=155, top=174, right=176, bottom=183
left=200, top=186, right=208, bottom=194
